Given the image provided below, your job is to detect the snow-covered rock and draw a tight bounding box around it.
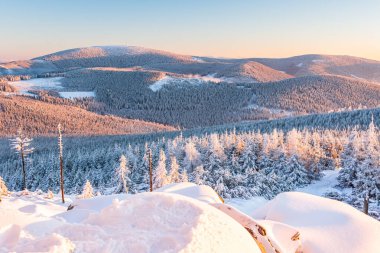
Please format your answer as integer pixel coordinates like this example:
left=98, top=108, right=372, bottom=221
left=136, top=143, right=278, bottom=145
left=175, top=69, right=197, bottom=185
left=251, top=192, right=380, bottom=253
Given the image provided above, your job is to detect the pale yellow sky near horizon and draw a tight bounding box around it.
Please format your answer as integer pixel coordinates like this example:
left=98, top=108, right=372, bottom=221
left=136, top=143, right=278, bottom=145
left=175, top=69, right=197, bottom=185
left=1, top=0, right=379, bottom=62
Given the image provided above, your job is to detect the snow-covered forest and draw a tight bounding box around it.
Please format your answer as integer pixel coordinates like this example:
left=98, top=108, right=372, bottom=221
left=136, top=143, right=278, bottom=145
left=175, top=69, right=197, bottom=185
left=1, top=120, right=379, bottom=218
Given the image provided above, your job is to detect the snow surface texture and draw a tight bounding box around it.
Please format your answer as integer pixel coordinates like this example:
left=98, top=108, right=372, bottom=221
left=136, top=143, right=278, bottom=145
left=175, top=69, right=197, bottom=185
left=1, top=182, right=379, bottom=253
left=251, top=192, right=380, bottom=253
left=0, top=191, right=260, bottom=253
left=157, top=182, right=223, bottom=204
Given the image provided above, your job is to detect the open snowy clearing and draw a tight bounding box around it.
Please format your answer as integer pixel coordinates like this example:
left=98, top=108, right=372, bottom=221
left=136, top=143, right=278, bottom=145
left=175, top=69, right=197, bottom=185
left=1, top=182, right=379, bottom=253
left=10, top=77, right=64, bottom=96
left=148, top=74, right=254, bottom=92
left=9, top=77, right=95, bottom=99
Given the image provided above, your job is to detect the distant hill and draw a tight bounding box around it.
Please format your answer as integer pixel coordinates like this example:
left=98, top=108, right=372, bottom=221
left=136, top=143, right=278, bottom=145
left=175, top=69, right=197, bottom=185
left=3, top=46, right=379, bottom=83
left=253, top=54, right=380, bottom=82
left=250, top=75, right=380, bottom=113
left=0, top=95, right=175, bottom=137
left=1, top=46, right=380, bottom=130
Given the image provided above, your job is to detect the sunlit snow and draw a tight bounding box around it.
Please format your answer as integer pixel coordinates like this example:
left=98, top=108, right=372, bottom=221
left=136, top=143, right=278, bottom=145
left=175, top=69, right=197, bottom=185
left=10, top=77, right=63, bottom=95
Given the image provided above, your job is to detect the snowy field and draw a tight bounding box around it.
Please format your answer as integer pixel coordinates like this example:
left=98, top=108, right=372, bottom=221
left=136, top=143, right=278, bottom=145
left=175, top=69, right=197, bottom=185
left=10, top=77, right=63, bottom=96
left=1, top=180, right=379, bottom=253
left=9, top=77, right=95, bottom=99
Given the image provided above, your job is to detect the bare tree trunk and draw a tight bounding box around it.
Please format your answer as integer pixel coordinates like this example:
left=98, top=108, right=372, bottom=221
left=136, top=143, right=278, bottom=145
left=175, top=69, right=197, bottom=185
left=363, top=196, right=369, bottom=215
left=149, top=149, right=153, bottom=192
left=58, top=124, right=65, bottom=203
left=21, top=151, right=26, bottom=190
left=60, top=155, right=65, bottom=203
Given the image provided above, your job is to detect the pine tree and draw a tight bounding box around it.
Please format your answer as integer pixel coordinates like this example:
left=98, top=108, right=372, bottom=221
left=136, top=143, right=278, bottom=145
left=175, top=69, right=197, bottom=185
left=115, top=155, right=131, bottom=193
left=10, top=128, right=34, bottom=190
left=153, top=149, right=168, bottom=189
left=80, top=180, right=94, bottom=199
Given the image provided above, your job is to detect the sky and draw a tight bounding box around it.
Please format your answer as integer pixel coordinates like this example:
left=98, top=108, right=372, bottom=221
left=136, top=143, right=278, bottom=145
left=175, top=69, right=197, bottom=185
left=0, top=0, right=379, bottom=61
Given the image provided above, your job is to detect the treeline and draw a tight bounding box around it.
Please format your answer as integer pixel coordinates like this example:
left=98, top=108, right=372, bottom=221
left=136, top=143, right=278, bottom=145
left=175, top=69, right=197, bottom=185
left=0, top=121, right=378, bottom=202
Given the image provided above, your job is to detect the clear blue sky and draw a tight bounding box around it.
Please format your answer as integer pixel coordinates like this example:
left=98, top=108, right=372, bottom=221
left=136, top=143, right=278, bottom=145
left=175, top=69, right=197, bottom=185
left=1, top=0, right=379, bottom=61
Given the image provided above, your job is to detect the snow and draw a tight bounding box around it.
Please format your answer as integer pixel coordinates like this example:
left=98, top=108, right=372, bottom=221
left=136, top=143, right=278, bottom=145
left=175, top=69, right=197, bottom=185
left=192, top=57, right=205, bottom=62
left=157, top=182, right=223, bottom=204
left=149, top=74, right=221, bottom=92
left=10, top=77, right=64, bottom=96
left=297, top=62, right=304, bottom=67
left=296, top=169, right=342, bottom=196
left=312, top=59, right=325, bottom=63
left=9, top=77, right=96, bottom=99
left=0, top=191, right=260, bottom=253
left=250, top=192, right=380, bottom=253
left=59, top=91, right=95, bottom=99
left=1, top=182, right=379, bottom=253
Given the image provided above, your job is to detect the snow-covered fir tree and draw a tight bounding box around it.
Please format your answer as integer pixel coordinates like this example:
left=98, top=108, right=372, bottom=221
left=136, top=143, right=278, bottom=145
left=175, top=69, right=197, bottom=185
left=168, top=156, right=180, bottom=183
left=10, top=128, right=34, bottom=190
left=115, top=155, right=131, bottom=193
left=153, top=149, right=168, bottom=189
left=80, top=180, right=94, bottom=199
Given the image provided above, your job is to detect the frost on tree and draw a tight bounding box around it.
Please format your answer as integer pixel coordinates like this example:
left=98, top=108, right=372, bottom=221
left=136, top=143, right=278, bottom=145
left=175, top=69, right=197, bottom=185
left=0, top=176, right=9, bottom=196
left=115, top=154, right=131, bottom=193
left=10, top=128, right=34, bottom=190
left=183, top=141, right=201, bottom=172
left=80, top=180, right=94, bottom=199
left=168, top=156, right=180, bottom=183
left=153, top=149, right=168, bottom=190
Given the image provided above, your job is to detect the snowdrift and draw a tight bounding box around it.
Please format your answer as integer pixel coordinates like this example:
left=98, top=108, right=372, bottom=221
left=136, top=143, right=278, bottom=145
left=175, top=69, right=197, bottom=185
left=157, top=182, right=224, bottom=204
left=0, top=192, right=260, bottom=253
left=1, top=186, right=379, bottom=253
left=252, top=192, right=380, bottom=253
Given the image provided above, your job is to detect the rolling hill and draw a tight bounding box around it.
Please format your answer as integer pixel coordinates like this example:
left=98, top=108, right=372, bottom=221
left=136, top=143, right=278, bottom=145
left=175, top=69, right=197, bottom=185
left=253, top=54, right=380, bottom=82
left=1, top=46, right=380, bottom=130
left=0, top=95, right=175, bottom=137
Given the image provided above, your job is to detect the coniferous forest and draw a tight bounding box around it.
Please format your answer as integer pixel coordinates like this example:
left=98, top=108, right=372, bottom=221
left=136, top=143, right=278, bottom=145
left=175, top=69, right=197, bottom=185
left=1, top=119, right=379, bottom=218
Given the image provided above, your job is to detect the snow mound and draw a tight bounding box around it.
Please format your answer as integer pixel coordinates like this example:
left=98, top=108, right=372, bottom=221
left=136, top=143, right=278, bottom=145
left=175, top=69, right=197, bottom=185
left=252, top=192, right=380, bottom=253
left=1, top=192, right=260, bottom=253
left=157, top=182, right=223, bottom=204
left=59, top=192, right=260, bottom=253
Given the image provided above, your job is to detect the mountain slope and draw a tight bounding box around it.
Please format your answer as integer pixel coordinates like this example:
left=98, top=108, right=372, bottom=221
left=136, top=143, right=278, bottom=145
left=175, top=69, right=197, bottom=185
left=0, top=95, right=175, bottom=137
left=215, top=61, right=293, bottom=82
left=253, top=54, right=380, bottom=82
left=251, top=75, right=380, bottom=113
